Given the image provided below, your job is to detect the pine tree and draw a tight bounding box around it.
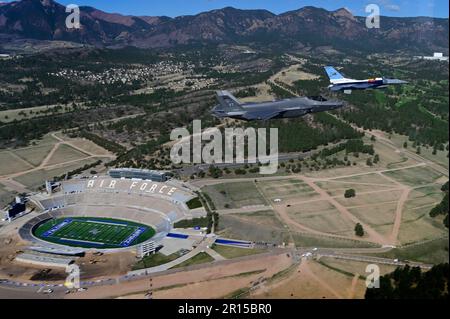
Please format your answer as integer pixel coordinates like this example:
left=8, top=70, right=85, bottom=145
left=355, top=223, right=364, bottom=237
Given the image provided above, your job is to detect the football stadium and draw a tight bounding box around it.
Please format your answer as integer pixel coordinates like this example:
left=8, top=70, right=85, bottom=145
left=13, top=169, right=201, bottom=261
left=32, top=217, right=156, bottom=249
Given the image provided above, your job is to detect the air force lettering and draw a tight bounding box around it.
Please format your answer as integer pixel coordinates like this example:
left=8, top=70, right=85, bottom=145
left=86, top=179, right=177, bottom=196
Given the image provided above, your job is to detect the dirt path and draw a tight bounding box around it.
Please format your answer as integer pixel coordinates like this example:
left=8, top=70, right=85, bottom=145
left=347, top=273, right=360, bottom=299
left=389, top=188, right=411, bottom=245
left=40, top=143, right=60, bottom=167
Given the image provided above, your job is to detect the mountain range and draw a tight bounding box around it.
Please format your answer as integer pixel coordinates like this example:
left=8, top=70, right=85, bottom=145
left=0, top=0, right=448, bottom=53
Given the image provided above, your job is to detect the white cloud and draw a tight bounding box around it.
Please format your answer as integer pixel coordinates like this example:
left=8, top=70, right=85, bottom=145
left=385, top=4, right=401, bottom=11
left=371, top=0, right=402, bottom=13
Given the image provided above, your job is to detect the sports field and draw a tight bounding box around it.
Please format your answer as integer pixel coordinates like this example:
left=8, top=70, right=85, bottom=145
left=33, top=217, right=155, bottom=249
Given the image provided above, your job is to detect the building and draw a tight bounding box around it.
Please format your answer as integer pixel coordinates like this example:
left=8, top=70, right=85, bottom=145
left=108, top=168, right=169, bottom=182
left=136, top=241, right=158, bottom=258
left=6, top=202, right=26, bottom=220
left=414, top=52, right=449, bottom=62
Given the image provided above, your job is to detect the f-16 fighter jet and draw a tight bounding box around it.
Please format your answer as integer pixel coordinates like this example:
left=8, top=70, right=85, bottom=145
left=211, top=90, right=344, bottom=121
left=324, top=66, right=408, bottom=94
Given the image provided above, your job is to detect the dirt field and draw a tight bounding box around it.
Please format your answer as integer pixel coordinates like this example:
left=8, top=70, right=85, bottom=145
left=239, top=82, right=275, bottom=103
left=250, top=259, right=363, bottom=299
left=66, top=252, right=294, bottom=299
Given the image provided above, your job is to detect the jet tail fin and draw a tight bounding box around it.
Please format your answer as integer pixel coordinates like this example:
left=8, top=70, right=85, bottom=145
left=324, top=66, right=345, bottom=82
left=216, top=90, right=243, bottom=110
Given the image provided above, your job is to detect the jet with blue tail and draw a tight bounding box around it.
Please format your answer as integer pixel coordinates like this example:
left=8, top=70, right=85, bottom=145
left=324, top=66, right=407, bottom=94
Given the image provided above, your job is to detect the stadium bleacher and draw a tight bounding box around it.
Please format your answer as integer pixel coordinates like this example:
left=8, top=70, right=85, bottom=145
left=22, top=176, right=197, bottom=253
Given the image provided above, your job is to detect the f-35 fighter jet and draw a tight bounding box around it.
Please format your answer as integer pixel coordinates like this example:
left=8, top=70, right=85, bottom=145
left=324, top=66, right=408, bottom=94
left=211, top=90, right=344, bottom=121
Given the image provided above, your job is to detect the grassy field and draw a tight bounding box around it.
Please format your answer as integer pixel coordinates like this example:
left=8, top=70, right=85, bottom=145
left=212, top=245, right=267, bottom=259
left=0, top=104, right=78, bottom=123
left=316, top=180, right=395, bottom=197
left=363, top=135, right=412, bottom=169
left=292, top=233, right=378, bottom=249
left=317, top=257, right=399, bottom=278
left=170, top=252, right=215, bottom=269
left=388, top=133, right=449, bottom=170
left=348, top=202, right=397, bottom=227
left=326, top=173, right=396, bottom=185
left=34, top=217, right=155, bottom=249
left=257, top=179, right=319, bottom=201
left=55, top=135, right=112, bottom=156
left=218, top=214, right=291, bottom=245
left=14, top=158, right=100, bottom=189
left=0, top=184, right=17, bottom=207
left=398, top=212, right=448, bottom=245
left=383, top=166, right=443, bottom=186
left=287, top=201, right=355, bottom=236
left=133, top=252, right=180, bottom=270
left=202, top=181, right=267, bottom=209
left=227, top=210, right=285, bottom=230
left=12, top=143, right=55, bottom=167
left=335, top=189, right=403, bottom=207
left=369, top=237, right=449, bottom=264
left=45, top=144, right=89, bottom=166
left=398, top=184, right=447, bottom=244
left=0, top=152, right=33, bottom=175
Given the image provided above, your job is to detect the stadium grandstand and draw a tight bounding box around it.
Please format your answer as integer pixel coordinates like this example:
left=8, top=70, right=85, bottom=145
left=108, top=168, right=169, bottom=182
left=18, top=174, right=202, bottom=257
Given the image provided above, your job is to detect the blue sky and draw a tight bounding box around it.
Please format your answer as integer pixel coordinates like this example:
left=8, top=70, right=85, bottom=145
left=6, top=0, right=450, bottom=18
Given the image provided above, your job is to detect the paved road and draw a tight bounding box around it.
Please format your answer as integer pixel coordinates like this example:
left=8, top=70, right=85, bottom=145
left=0, top=243, right=435, bottom=299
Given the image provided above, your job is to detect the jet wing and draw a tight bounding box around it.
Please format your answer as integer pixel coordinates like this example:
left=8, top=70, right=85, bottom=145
left=331, top=83, right=371, bottom=91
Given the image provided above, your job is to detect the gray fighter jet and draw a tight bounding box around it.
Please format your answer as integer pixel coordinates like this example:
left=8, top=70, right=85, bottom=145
left=211, top=90, right=345, bottom=121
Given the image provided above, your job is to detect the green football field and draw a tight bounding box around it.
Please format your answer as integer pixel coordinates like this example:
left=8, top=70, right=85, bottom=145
left=33, top=217, right=156, bottom=249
